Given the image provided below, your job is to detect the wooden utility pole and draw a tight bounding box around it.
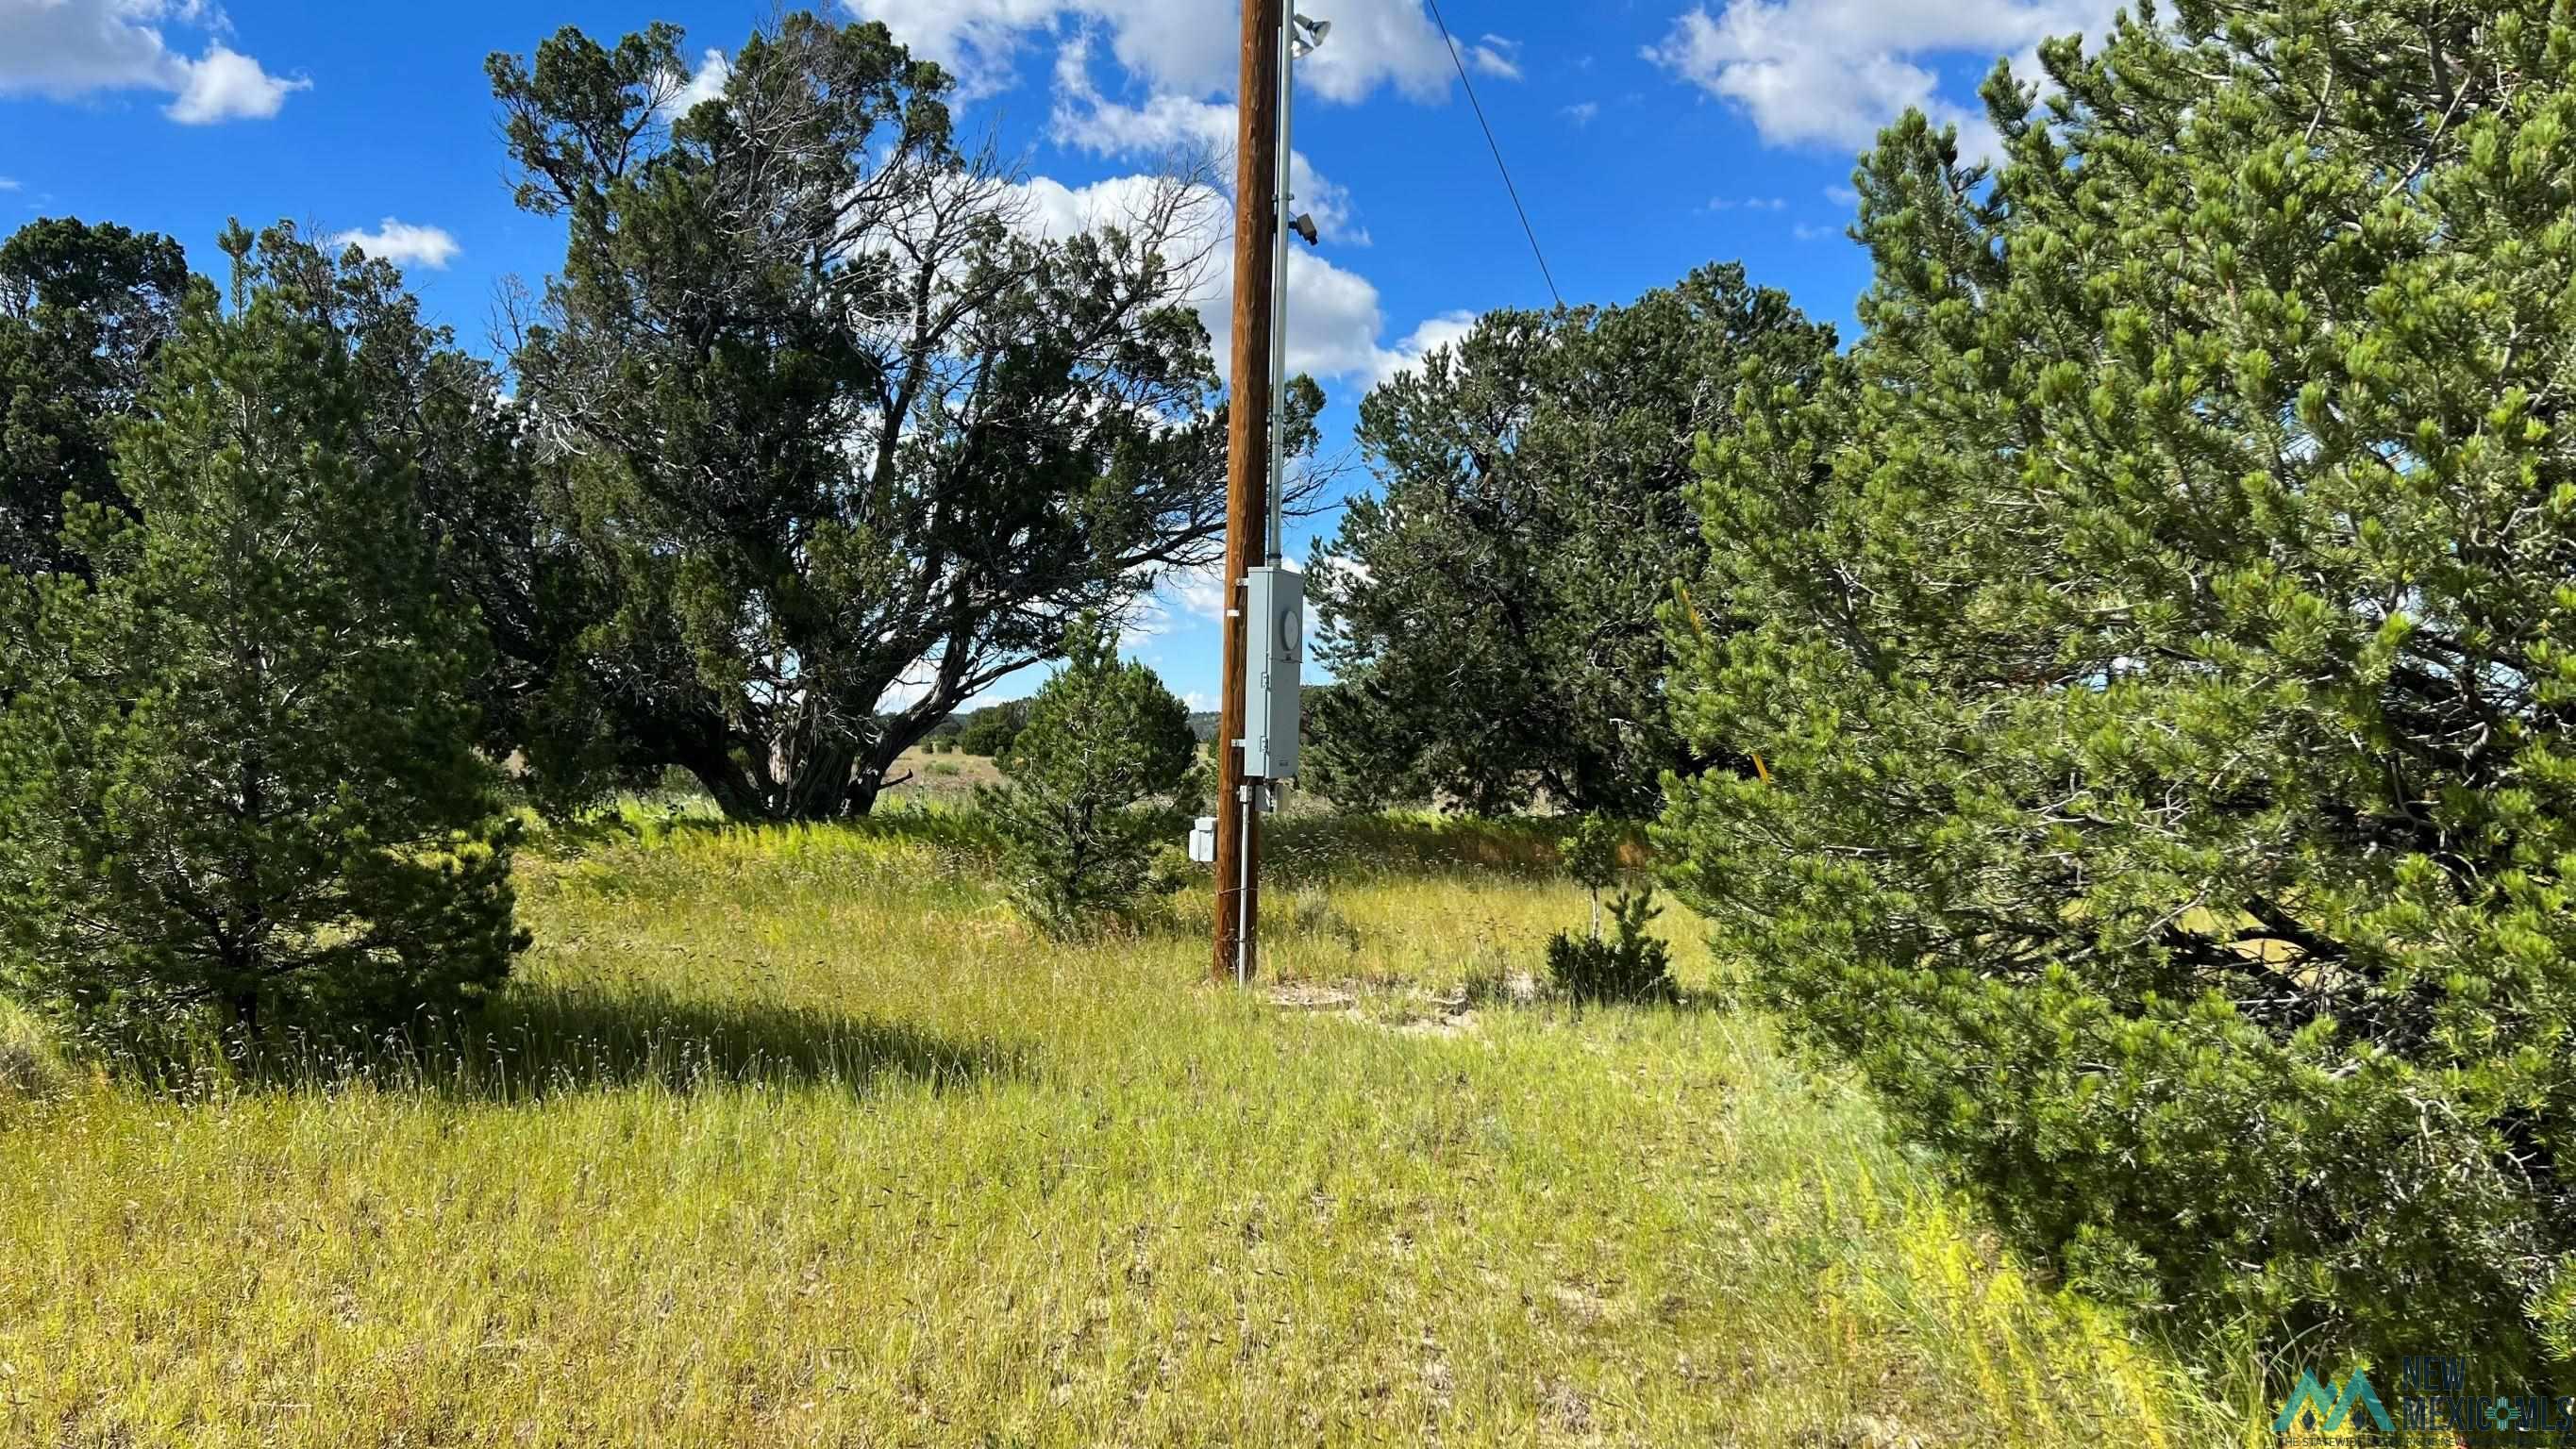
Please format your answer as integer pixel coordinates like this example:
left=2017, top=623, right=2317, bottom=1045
left=1214, top=0, right=1283, bottom=984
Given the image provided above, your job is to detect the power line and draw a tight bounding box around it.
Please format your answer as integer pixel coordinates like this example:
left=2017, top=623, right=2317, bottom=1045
left=1422, top=0, right=1564, bottom=310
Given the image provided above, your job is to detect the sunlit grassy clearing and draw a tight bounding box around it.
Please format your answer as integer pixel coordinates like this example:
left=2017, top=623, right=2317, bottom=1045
left=0, top=815, right=2243, bottom=1446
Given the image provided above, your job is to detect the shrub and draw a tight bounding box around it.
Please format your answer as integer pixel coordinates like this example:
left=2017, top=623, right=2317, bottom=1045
left=957, top=699, right=1031, bottom=759
left=1664, top=1, right=2576, bottom=1368
left=1283, top=885, right=1363, bottom=953
left=0, top=1005, right=67, bottom=1101
left=1547, top=889, right=1675, bottom=1006
left=978, top=622, right=1199, bottom=935
left=0, top=226, right=526, bottom=1051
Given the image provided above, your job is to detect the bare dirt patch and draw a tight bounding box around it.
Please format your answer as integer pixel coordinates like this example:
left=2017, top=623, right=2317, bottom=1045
left=1269, top=984, right=1357, bottom=1011
left=1271, top=982, right=1481, bottom=1038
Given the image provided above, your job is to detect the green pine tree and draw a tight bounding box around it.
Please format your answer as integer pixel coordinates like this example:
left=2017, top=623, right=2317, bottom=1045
left=0, top=223, right=526, bottom=1051
left=978, top=622, right=1199, bottom=936
left=1664, top=1, right=2576, bottom=1368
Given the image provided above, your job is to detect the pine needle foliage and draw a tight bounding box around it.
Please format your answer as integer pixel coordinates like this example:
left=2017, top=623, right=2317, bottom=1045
left=0, top=225, right=525, bottom=1051
left=1664, top=0, right=2576, bottom=1367
left=978, top=623, right=1199, bottom=935
left=1547, top=891, right=1677, bottom=1008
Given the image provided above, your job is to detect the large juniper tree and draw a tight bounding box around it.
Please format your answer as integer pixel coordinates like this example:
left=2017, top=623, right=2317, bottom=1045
left=1309, top=265, right=1832, bottom=816
left=1666, top=0, right=2576, bottom=1366
left=0, top=225, right=524, bottom=1045
left=489, top=12, right=1314, bottom=821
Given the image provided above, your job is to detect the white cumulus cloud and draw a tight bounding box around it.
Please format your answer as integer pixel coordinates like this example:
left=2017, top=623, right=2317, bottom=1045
left=1008, top=171, right=1397, bottom=387
left=330, top=218, right=461, bottom=271
left=1370, top=308, right=1476, bottom=388
left=0, top=0, right=307, bottom=124
left=167, top=42, right=308, bottom=123
left=842, top=0, right=1457, bottom=105
left=1126, top=558, right=1229, bottom=641
left=656, top=46, right=730, bottom=121
left=1644, top=0, right=2116, bottom=159
left=1169, top=560, right=1229, bottom=621
left=1293, top=0, right=1455, bottom=105
left=1047, top=38, right=1358, bottom=243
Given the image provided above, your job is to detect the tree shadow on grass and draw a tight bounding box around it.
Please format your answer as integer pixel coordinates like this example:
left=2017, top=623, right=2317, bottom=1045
left=618, top=807, right=1001, bottom=858
left=203, top=987, right=1026, bottom=1105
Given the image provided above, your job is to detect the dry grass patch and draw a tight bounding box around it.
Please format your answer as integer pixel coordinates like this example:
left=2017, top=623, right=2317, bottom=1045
left=0, top=813, right=2245, bottom=1446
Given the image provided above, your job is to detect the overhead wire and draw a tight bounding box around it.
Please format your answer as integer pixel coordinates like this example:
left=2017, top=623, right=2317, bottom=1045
left=1421, top=0, right=1566, bottom=309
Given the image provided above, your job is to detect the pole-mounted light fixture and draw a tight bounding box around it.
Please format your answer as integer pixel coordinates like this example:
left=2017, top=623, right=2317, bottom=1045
left=1282, top=16, right=1326, bottom=251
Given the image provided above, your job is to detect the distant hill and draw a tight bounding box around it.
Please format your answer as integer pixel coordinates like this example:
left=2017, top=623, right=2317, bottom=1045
left=1188, top=685, right=1335, bottom=745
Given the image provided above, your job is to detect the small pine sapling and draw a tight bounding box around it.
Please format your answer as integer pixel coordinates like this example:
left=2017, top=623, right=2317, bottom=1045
left=1547, top=815, right=1674, bottom=1005
left=977, top=620, right=1200, bottom=935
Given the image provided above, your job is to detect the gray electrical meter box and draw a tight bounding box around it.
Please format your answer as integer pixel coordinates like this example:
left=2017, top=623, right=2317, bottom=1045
left=1241, top=565, right=1304, bottom=778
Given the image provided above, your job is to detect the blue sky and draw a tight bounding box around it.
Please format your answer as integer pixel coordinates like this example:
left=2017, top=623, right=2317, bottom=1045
left=0, top=0, right=2119, bottom=710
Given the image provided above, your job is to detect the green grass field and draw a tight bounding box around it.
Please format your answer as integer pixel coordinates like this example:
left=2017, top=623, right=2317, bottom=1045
left=0, top=813, right=2250, bottom=1446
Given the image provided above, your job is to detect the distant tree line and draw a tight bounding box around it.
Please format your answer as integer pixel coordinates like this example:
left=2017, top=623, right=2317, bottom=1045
left=955, top=700, right=1033, bottom=758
